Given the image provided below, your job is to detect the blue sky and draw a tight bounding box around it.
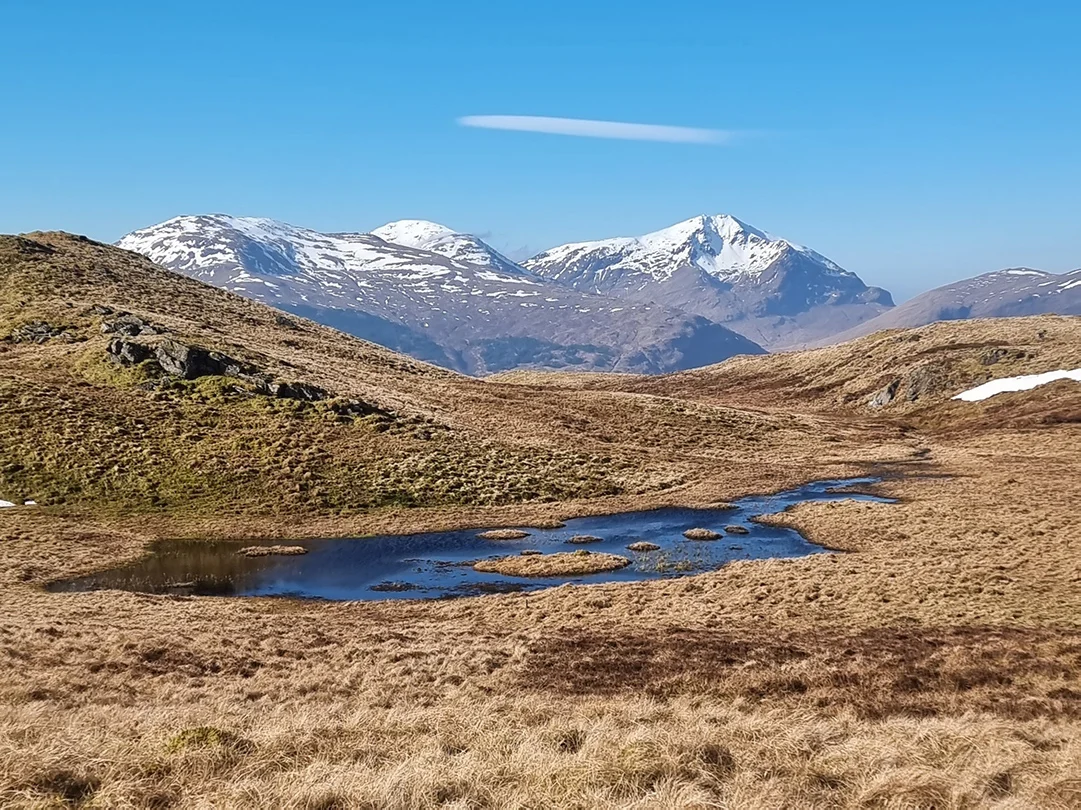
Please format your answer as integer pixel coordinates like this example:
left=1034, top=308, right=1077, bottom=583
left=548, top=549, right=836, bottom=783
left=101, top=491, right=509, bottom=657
left=2, top=0, right=1079, bottom=300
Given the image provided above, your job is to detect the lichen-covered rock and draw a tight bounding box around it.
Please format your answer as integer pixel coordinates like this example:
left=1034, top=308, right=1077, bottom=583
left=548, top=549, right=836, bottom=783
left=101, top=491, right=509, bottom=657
left=4, top=321, right=75, bottom=344
left=100, top=312, right=163, bottom=337
left=106, top=338, right=153, bottom=366
left=868, top=379, right=899, bottom=408
left=154, top=339, right=239, bottom=380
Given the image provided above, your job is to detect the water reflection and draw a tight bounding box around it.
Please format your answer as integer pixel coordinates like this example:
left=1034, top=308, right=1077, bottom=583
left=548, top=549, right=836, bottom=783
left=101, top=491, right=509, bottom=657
left=49, top=478, right=891, bottom=601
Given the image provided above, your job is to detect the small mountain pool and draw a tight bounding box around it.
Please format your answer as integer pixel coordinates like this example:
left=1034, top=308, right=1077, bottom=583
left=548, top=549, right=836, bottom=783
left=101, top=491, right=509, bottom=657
left=48, top=478, right=892, bottom=601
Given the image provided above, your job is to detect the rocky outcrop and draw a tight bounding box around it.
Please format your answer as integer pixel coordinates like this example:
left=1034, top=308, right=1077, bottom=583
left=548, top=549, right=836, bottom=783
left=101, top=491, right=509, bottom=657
left=867, top=362, right=953, bottom=408
left=106, top=337, right=330, bottom=403
left=4, top=321, right=77, bottom=344
left=100, top=312, right=164, bottom=337
left=106, top=338, right=153, bottom=366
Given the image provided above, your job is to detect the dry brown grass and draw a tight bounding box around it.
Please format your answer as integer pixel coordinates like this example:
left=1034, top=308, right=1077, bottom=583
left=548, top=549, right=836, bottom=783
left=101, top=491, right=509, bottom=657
left=236, top=545, right=307, bottom=557
left=683, top=527, right=721, bottom=540
left=2, top=232, right=1081, bottom=807
left=476, top=529, right=530, bottom=540
left=472, top=550, right=631, bottom=577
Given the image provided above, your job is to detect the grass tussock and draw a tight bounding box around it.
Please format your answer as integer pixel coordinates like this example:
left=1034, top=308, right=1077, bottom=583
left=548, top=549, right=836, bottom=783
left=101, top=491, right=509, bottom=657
left=476, top=529, right=530, bottom=540
left=473, top=551, right=630, bottom=577
left=236, top=545, right=307, bottom=557
left=683, top=527, right=721, bottom=540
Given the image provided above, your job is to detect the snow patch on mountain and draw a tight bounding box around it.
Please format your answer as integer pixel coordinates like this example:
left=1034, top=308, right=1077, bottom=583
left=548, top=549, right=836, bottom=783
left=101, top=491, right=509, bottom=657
left=526, top=214, right=849, bottom=285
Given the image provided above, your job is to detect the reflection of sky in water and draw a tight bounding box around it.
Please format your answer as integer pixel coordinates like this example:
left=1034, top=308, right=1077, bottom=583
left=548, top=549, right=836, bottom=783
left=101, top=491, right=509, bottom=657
left=51, top=479, right=891, bottom=601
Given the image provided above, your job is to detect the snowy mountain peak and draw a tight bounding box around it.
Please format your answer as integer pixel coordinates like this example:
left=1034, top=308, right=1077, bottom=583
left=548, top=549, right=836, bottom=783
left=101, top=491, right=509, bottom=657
left=116, top=213, right=764, bottom=375
left=371, top=219, right=457, bottom=249
left=371, top=219, right=528, bottom=277
left=524, top=213, right=848, bottom=286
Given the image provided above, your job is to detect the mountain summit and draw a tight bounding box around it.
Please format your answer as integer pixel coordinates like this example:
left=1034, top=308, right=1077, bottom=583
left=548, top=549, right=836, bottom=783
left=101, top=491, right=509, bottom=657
left=523, top=214, right=893, bottom=349
left=117, top=215, right=763, bottom=375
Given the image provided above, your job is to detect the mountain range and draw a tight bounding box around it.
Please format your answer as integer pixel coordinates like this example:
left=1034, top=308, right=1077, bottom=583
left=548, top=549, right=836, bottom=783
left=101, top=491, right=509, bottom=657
left=116, top=213, right=890, bottom=373
left=117, top=216, right=762, bottom=376
left=817, top=267, right=1081, bottom=345
left=117, top=213, right=1078, bottom=376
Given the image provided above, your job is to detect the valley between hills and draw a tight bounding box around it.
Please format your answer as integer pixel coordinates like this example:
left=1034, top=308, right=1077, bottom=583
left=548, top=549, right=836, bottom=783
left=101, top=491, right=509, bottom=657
left=2, top=232, right=1081, bottom=807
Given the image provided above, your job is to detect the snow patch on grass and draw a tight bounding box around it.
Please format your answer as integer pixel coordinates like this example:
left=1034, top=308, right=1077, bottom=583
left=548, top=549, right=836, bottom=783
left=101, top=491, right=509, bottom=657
left=953, top=369, right=1081, bottom=402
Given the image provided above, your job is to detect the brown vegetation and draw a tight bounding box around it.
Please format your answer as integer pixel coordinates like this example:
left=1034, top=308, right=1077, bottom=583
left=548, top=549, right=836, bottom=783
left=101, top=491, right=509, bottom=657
left=472, top=550, right=630, bottom=577
left=683, top=527, right=721, bottom=540
left=476, top=529, right=530, bottom=540
left=2, top=233, right=1081, bottom=807
left=567, top=534, right=603, bottom=544
left=237, top=545, right=307, bottom=557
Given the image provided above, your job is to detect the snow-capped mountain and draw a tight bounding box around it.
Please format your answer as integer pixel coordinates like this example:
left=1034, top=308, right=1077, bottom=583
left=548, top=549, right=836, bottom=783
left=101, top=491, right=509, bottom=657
left=116, top=215, right=763, bottom=375
left=370, top=219, right=526, bottom=277
left=523, top=214, right=894, bottom=349
left=820, top=267, right=1081, bottom=345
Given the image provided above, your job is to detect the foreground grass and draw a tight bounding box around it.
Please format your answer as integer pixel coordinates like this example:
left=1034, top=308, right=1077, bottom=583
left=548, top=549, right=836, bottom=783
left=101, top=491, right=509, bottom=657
left=3, top=232, right=1081, bottom=807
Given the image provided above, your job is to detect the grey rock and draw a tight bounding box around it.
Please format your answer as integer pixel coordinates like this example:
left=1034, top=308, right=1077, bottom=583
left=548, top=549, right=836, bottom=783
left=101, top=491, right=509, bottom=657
left=5, top=321, right=74, bottom=344
left=106, top=338, right=153, bottom=366
left=869, top=379, right=900, bottom=408
left=905, top=364, right=948, bottom=402
left=101, top=312, right=163, bottom=337
left=153, top=339, right=236, bottom=379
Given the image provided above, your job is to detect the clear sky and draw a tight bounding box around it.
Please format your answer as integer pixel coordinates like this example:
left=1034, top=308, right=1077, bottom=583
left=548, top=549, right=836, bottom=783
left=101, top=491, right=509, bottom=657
left=3, top=0, right=1079, bottom=300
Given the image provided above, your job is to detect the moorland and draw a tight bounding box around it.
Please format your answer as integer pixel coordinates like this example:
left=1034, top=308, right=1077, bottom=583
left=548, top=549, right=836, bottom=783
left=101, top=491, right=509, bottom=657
left=1, top=232, right=1080, bottom=808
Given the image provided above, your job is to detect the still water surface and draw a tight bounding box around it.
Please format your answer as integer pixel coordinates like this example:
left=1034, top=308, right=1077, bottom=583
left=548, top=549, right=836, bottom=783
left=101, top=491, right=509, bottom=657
left=49, top=478, right=891, bottom=601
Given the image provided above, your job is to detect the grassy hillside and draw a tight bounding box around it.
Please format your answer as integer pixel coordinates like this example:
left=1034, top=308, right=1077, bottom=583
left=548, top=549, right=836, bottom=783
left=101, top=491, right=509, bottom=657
left=0, top=232, right=846, bottom=520
left=2, top=232, right=1081, bottom=808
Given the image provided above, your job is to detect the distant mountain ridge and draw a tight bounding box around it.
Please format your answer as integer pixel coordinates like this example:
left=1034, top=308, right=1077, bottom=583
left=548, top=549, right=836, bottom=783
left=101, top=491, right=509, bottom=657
left=819, top=267, right=1081, bottom=345
left=522, top=214, right=894, bottom=349
left=116, top=215, right=763, bottom=376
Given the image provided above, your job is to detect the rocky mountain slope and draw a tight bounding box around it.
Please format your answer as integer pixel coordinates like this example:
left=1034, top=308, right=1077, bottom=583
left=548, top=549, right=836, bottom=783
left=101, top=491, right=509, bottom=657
left=817, top=268, right=1081, bottom=346
left=523, top=214, right=894, bottom=349
left=116, top=216, right=762, bottom=376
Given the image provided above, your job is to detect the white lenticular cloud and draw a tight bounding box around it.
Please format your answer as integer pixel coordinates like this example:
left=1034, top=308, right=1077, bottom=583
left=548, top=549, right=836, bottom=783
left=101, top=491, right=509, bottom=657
left=458, top=115, right=731, bottom=144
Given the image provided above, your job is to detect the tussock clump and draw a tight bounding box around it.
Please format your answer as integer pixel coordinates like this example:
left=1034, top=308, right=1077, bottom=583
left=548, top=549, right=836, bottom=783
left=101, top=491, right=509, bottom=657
left=166, top=726, right=253, bottom=754
left=567, top=534, right=602, bottom=544
left=724, top=525, right=750, bottom=535
left=627, top=541, right=661, bottom=552
left=473, top=551, right=630, bottom=577
left=683, top=528, right=721, bottom=540
left=477, top=529, right=530, bottom=540
left=528, top=519, right=566, bottom=529
left=237, top=545, right=307, bottom=557
left=520, top=549, right=542, bottom=556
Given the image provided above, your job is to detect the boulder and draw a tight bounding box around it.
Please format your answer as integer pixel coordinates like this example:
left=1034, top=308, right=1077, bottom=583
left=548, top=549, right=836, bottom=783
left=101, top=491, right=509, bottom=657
left=267, top=380, right=329, bottom=402
left=5, top=321, right=74, bottom=344
left=868, top=379, right=900, bottom=408
left=154, top=339, right=237, bottom=380
left=106, top=338, right=154, bottom=366
left=101, top=312, right=162, bottom=337
left=905, top=364, right=948, bottom=402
